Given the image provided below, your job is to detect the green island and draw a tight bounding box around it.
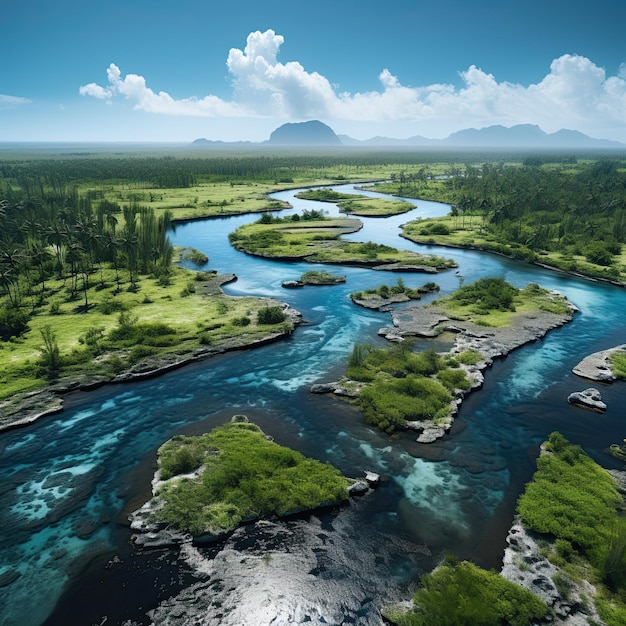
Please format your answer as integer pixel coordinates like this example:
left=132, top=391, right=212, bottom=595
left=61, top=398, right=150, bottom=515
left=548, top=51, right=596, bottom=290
left=385, top=432, right=626, bottom=625
left=299, top=270, right=346, bottom=285
left=350, top=277, right=439, bottom=309
left=229, top=210, right=457, bottom=271
left=295, top=188, right=415, bottom=216
left=133, top=417, right=351, bottom=538
left=331, top=278, right=573, bottom=437
left=371, top=159, right=626, bottom=284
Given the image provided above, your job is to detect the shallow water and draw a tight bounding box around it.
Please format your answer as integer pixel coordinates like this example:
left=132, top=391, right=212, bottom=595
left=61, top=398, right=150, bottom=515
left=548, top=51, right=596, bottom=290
left=0, top=185, right=624, bottom=625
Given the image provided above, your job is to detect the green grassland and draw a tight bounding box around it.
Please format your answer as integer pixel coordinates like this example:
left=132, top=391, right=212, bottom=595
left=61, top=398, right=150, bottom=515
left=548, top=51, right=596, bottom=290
left=0, top=265, right=294, bottom=404
left=401, top=215, right=626, bottom=283
left=433, top=277, right=572, bottom=327
left=153, top=418, right=350, bottom=536
left=229, top=212, right=458, bottom=270
left=610, top=351, right=626, bottom=379
left=294, top=188, right=415, bottom=217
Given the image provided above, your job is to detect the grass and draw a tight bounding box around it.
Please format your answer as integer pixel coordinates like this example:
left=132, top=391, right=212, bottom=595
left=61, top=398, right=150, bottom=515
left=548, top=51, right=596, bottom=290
left=384, top=557, right=548, bottom=626
left=229, top=213, right=457, bottom=270
left=294, top=188, right=415, bottom=216
left=516, top=432, right=626, bottom=623
left=299, top=270, right=346, bottom=284
left=402, top=215, right=626, bottom=283
left=432, top=278, right=571, bottom=328
left=610, top=352, right=626, bottom=379
left=154, top=419, right=350, bottom=536
left=0, top=265, right=295, bottom=403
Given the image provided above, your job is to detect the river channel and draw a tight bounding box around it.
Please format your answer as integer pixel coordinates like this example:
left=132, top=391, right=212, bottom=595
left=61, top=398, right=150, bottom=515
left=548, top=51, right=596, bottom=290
left=1, top=184, right=625, bottom=625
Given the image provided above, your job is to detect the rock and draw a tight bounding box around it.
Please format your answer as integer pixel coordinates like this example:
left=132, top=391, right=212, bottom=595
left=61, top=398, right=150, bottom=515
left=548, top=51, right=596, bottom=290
left=501, top=517, right=604, bottom=625
left=364, top=471, right=380, bottom=487
left=567, top=387, right=607, bottom=412
left=347, top=481, right=369, bottom=496
left=572, top=344, right=626, bottom=382
left=406, top=420, right=450, bottom=443
left=310, top=383, right=340, bottom=394
left=282, top=280, right=304, bottom=288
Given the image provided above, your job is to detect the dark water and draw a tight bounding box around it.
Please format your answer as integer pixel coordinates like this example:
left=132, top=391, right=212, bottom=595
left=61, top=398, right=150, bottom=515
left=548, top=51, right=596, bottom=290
left=0, top=186, right=624, bottom=625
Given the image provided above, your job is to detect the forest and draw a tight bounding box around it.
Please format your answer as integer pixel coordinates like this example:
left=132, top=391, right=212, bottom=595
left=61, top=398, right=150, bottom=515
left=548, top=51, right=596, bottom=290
left=376, top=157, right=626, bottom=281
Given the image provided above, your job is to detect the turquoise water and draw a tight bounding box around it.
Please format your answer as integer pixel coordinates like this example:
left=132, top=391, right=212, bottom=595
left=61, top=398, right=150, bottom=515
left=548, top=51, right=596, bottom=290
left=1, top=186, right=625, bottom=625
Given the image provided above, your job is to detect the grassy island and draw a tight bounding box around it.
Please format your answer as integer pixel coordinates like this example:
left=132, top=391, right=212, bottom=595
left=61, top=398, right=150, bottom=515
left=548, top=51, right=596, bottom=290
left=299, top=270, right=346, bottom=285
left=149, top=418, right=350, bottom=536
left=229, top=211, right=457, bottom=271
left=295, top=188, right=415, bottom=216
left=335, top=278, right=573, bottom=436
left=384, top=556, right=548, bottom=626
left=350, top=278, right=439, bottom=309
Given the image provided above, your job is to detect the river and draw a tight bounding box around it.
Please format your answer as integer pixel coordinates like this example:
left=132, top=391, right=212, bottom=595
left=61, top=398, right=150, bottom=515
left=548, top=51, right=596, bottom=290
left=0, top=184, right=624, bottom=625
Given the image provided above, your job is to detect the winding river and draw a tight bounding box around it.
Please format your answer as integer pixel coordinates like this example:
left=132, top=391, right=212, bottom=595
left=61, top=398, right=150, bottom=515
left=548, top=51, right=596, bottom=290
left=1, top=185, right=625, bottom=625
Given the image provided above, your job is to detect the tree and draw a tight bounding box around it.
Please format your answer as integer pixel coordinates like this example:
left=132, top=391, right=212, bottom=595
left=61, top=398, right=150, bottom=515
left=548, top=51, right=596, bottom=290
left=39, top=325, right=61, bottom=378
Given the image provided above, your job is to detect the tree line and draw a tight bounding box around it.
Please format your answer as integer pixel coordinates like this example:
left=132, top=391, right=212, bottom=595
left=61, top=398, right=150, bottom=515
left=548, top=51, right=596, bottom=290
left=383, top=158, right=626, bottom=276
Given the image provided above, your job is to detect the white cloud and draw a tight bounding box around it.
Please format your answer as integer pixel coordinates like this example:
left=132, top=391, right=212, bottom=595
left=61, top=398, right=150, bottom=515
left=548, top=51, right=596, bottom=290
left=79, top=30, right=626, bottom=139
left=0, top=94, right=31, bottom=108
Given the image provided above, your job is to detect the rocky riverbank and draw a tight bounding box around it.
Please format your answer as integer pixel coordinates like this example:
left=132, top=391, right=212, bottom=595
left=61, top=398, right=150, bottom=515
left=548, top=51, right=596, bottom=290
left=0, top=300, right=303, bottom=434
left=314, top=291, right=577, bottom=443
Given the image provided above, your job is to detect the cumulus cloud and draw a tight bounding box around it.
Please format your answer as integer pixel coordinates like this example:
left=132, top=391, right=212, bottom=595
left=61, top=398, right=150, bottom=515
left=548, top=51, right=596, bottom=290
left=79, top=29, right=626, bottom=137
left=0, top=94, right=32, bottom=108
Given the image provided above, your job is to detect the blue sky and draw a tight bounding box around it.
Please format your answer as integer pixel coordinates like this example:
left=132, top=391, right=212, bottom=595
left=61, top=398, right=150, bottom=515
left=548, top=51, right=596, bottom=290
left=2, top=0, right=625, bottom=143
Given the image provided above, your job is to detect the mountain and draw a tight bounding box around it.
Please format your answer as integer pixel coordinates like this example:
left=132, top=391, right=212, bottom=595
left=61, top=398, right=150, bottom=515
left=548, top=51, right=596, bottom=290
left=266, top=120, right=342, bottom=146
left=341, top=124, right=624, bottom=149
left=192, top=121, right=625, bottom=149
left=440, top=124, right=624, bottom=148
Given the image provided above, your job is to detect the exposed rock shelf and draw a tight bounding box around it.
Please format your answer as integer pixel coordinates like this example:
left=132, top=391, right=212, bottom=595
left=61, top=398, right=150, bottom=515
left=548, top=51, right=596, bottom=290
left=572, top=344, right=626, bottom=382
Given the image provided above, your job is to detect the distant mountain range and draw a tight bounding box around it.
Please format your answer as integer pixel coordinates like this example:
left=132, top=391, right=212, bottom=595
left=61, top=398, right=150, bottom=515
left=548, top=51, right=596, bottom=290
left=192, top=121, right=625, bottom=149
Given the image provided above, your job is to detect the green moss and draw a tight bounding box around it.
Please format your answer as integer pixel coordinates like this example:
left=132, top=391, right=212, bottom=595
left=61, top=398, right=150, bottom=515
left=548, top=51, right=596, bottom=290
left=154, top=421, right=350, bottom=535
left=385, top=559, right=548, bottom=626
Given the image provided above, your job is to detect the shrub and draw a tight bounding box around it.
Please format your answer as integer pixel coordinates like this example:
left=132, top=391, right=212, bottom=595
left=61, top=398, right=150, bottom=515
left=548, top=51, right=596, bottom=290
left=257, top=306, right=286, bottom=325
left=0, top=306, right=30, bottom=340
left=437, top=368, right=471, bottom=391
left=232, top=315, right=251, bottom=327
left=194, top=331, right=210, bottom=346
left=450, top=277, right=518, bottom=313
left=99, top=298, right=126, bottom=314
left=128, top=344, right=157, bottom=364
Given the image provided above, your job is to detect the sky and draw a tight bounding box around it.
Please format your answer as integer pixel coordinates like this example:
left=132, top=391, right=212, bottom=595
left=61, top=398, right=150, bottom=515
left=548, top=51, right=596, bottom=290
left=1, top=0, right=626, bottom=143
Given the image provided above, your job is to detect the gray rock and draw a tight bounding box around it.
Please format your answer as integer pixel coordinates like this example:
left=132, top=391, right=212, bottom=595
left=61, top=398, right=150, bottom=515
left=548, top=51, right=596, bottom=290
left=567, top=387, right=607, bottom=412
left=572, top=344, right=626, bottom=382
left=501, top=517, right=605, bottom=625
left=347, top=481, right=369, bottom=496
